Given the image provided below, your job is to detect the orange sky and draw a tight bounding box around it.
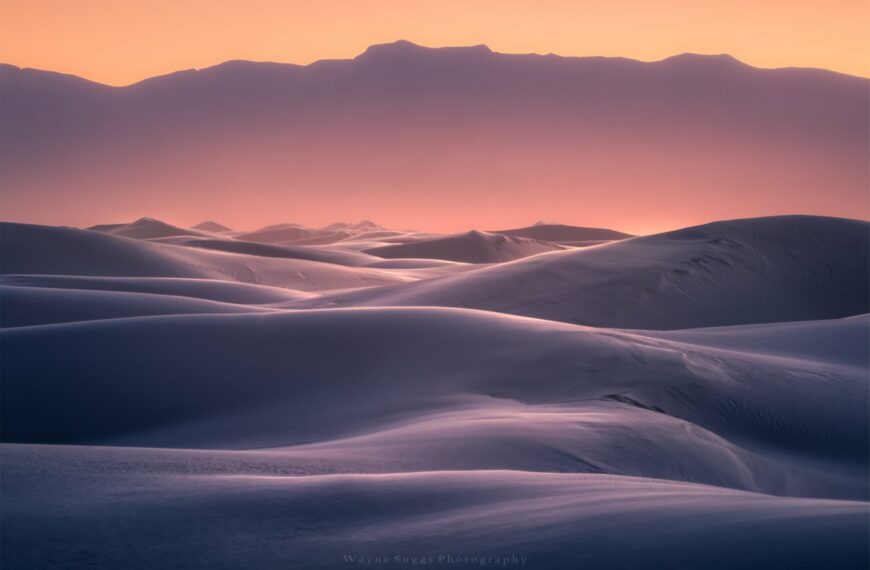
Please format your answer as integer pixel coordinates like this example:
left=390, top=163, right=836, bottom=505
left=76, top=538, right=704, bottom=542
left=1, top=0, right=867, bottom=85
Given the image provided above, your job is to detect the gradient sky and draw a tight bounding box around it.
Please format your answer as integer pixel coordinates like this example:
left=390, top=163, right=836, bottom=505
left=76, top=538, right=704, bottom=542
left=1, top=0, right=868, bottom=85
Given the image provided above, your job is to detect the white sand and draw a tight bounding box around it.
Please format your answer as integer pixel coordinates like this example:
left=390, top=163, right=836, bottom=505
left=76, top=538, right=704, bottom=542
left=1, top=214, right=867, bottom=568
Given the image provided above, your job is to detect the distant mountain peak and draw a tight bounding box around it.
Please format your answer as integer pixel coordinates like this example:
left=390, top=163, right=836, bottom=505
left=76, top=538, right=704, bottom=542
left=2, top=43, right=865, bottom=232
left=660, top=52, right=746, bottom=68
left=356, top=40, right=493, bottom=61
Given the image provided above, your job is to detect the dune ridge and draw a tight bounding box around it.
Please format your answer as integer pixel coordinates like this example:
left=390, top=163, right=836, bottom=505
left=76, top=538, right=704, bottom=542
left=0, top=213, right=867, bottom=569
left=302, top=215, right=870, bottom=329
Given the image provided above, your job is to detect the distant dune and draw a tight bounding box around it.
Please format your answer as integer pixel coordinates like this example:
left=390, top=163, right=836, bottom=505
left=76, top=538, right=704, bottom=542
left=174, top=237, right=380, bottom=266
left=235, top=220, right=388, bottom=246
left=0, top=222, right=413, bottom=291
left=491, top=222, right=632, bottom=243
left=303, top=215, right=870, bottom=329
left=192, top=220, right=232, bottom=232
left=89, top=217, right=215, bottom=239
left=363, top=230, right=563, bottom=263
left=235, top=223, right=324, bottom=244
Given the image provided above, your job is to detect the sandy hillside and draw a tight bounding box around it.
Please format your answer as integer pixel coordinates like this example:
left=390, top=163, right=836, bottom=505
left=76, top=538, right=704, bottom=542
left=0, top=214, right=867, bottom=569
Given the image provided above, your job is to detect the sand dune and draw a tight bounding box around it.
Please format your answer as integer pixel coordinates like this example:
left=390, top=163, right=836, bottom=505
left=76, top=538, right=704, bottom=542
left=363, top=258, right=469, bottom=269
left=0, top=274, right=313, bottom=304
left=235, top=223, right=324, bottom=244
left=0, top=222, right=413, bottom=291
left=364, top=230, right=563, bottom=263
left=316, top=216, right=869, bottom=329
left=89, top=217, right=215, bottom=239
left=3, top=222, right=207, bottom=277
left=172, top=237, right=380, bottom=266
left=279, top=231, right=354, bottom=246
left=2, top=308, right=865, bottom=498
left=337, top=229, right=417, bottom=242
left=192, top=220, right=232, bottom=232
left=1, top=32, right=867, bottom=569
left=235, top=221, right=384, bottom=246
left=490, top=222, right=632, bottom=243
left=366, top=231, right=447, bottom=245
left=327, top=220, right=382, bottom=232
left=0, top=285, right=272, bottom=327
left=1, top=214, right=867, bottom=568
left=3, top=446, right=867, bottom=570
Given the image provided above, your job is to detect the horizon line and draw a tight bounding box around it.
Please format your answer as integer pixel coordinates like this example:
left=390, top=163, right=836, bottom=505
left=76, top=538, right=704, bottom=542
left=4, top=213, right=870, bottom=241
left=3, top=39, right=867, bottom=88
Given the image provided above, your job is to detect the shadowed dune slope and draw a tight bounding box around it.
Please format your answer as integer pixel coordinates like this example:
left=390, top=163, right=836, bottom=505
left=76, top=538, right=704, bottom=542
left=0, top=285, right=272, bottom=327
left=0, top=274, right=313, bottom=304
left=2, top=309, right=866, bottom=499
left=3, top=447, right=867, bottom=570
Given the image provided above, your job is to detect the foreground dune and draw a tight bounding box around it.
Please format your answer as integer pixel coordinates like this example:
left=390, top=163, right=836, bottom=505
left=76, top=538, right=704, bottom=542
left=3, top=446, right=867, bottom=570
left=2, top=309, right=866, bottom=499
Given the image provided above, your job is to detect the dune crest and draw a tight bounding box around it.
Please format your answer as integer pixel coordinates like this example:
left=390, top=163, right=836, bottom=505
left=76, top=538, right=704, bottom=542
left=311, top=215, right=869, bottom=329
left=364, top=230, right=563, bottom=263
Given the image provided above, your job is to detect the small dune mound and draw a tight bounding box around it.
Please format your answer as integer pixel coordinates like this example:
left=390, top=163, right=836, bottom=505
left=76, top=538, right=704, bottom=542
left=192, top=220, right=233, bottom=232
left=235, top=223, right=320, bottom=244
left=491, top=223, right=632, bottom=243
left=89, top=217, right=213, bottom=240
left=363, top=230, right=562, bottom=263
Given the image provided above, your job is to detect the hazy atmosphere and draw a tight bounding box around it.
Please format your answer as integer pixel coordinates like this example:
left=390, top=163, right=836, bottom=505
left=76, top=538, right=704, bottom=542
left=1, top=2, right=868, bottom=569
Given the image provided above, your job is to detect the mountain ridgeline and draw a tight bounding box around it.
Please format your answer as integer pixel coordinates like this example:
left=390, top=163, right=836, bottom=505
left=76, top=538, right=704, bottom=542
left=1, top=41, right=867, bottom=229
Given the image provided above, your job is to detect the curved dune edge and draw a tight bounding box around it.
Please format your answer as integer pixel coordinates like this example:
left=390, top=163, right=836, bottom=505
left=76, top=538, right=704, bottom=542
left=2, top=445, right=868, bottom=569
left=300, top=215, right=870, bottom=329
left=2, top=309, right=866, bottom=501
